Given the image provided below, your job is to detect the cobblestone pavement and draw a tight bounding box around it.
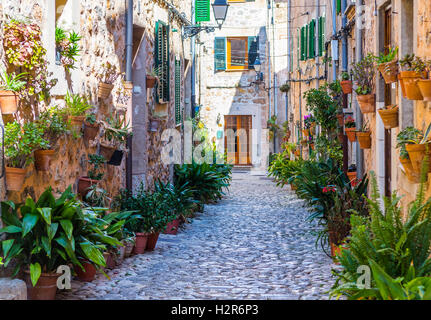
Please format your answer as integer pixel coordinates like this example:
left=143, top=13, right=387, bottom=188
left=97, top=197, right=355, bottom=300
left=58, top=172, right=335, bottom=300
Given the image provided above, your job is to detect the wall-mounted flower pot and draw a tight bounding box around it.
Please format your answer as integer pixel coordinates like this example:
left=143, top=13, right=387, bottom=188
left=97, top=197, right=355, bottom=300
left=68, top=115, right=85, bottom=128
left=357, top=94, right=375, bottom=113
left=406, top=144, right=431, bottom=174
left=294, top=150, right=300, bottom=157
left=399, top=157, right=421, bottom=184
left=340, top=80, right=353, bottom=94
left=75, top=261, right=97, bottom=282
left=133, top=233, right=149, bottom=254
left=24, top=270, right=60, bottom=300
left=336, top=114, right=344, bottom=127
left=417, top=79, right=431, bottom=102
left=146, top=232, right=160, bottom=251
left=378, top=105, right=399, bottom=129
left=77, top=177, right=99, bottom=199
left=310, top=143, right=315, bottom=150
left=5, top=167, right=26, bottom=191
left=283, top=130, right=291, bottom=142
left=103, top=252, right=116, bottom=269
left=100, top=143, right=116, bottom=160
left=107, top=150, right=124, bottom=166
left=345, top=127, right=357, bottom=143
left=83, top=122, right=100, bottom=141
left=399, top=71, right=426, bottom=100
left=34, top=149, right=55, bottom=171
left=0, top=90, right=18, bottom=114
left=347, top=171, right=357, bottom=184
left=146, top=75, right=158, bottom=88
left=98, top=82, right=114, bottom=99
left=149, top=119, right=161, bottom=132
left=164, top=218, right=180, bottom=235
left=356, top=131, right=371, bottom=149
left=378, top=60, right=398, bottom=84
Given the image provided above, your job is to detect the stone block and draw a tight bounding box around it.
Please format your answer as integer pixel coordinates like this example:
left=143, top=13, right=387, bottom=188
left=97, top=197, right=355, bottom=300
left=0, top=278, right=27, bottom=300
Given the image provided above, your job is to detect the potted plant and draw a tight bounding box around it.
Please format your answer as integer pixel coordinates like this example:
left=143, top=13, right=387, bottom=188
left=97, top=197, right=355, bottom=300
left=375, top=47, right=399, bottom=84
left=83, top=113, right=100, bottom=142
left=403, top=124, right=431, bottom=174
left=416, top=59, right=431, bottom=102
left=78, top=154, right=106, bottom=199
left=346, top=164, right=357, bottom=184
left=303, top=115, right=313, bottom=137
left=0, top=187, right=119, bottom=299
left=5, top=121, right=48, bottom=191
left=55, top=27, right=81, bottom=72
left=399, top=54, right=427, bottom=100
left=146, top=67, right=159, bottom=89
left=267, top=115, right=279, bottom=141
left=34, top=106, right=68, bottom=171
left=281, top=121, right=291, bottom=141
left=102, top=114, right=132, bottom=165
left=397, top=127, right=422, bottom=183
left=279, top=83, right=290, bottom=93
left=356, top=122, right=371, bottom=149
left=64, top=91, right=92, bottom=129
left=378, top=105, right=399, bottom=129
left=344, top=116, right=357, bottom=142
left=97, top=62, right=120, bottom=99
left=0, top=71, right=26, bottom=114
left=352, top=53, right=376, bottom=113
left=340, top=71, right=352, bottom=94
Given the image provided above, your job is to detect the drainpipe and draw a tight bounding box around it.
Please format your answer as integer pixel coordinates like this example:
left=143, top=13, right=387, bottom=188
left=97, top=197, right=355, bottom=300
left=191, top=3, right=196, bottom=118
left=267, top=1, right=272, bottom=119
left=332, top=0, right=337, bottom=81
left=271, top=0, right=277, bottom=153
left=286, top=0, right=291, bottom=124
left=341, top=0, right=348, bottom=72
left=355, top=0, right=364, bottom=179
left=315, top=0, right=320, bottom=89
left=125, top=0, right=133, bottom=191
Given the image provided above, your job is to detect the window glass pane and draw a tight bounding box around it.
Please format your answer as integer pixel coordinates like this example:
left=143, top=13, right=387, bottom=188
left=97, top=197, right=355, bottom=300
left=229, top=39, right=246, bottom=67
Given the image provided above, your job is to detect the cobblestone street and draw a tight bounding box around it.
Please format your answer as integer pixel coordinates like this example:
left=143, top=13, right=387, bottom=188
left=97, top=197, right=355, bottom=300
left=58, top=172, right=335, bottom=300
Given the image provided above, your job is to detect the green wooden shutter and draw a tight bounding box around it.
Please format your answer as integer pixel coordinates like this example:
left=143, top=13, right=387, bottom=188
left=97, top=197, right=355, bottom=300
left=337, top=0, right=341, bottom=14
left=300, top=26, right=305, bottom=61
left=175, top=59, right=182, bottom=125
left=305, top=24, right=309, bottom=60
left=318, top=16, right=325, bottom=56
left=155, top=21, right=170, bottom=103
left=214, top=37, right=226, bottom=71
left=297, top=28, right=300, bottom=66
left=308, top=20, right=316, bottom=59
left=195, top=0, right=210, bottom=22
left=248, top=36, right=259, bottom=69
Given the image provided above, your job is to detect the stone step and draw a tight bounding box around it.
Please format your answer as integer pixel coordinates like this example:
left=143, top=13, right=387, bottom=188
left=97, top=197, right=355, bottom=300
left=0, top=278, right=27, bottom=300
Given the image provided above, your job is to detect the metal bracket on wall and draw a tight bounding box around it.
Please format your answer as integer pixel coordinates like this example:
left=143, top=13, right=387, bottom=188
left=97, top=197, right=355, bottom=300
left=182, top=25, right=216, bottom=39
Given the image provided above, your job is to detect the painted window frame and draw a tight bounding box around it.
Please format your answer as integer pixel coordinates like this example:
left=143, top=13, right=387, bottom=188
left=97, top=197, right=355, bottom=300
left=226, top=37, right=249, bottom=71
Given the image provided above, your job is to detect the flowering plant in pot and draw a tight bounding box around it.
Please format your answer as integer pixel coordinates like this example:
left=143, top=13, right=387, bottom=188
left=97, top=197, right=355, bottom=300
left=5, top=121, right=48, bottom=191
left=78, top=154, right=106, bottom=199
left=356, top=122, right=371, bottom=149
left=0, top=187, right=119, bottom=299
left=55, top=27, right=81, bottom=72
left=102, top=114, right=131, bottom=164
left=378, top=104, right=399, bottom=129
left=351, top=53, right=376, bottom=113
left=396, top=127, right=422, bottom=183
left=375, top=46, right=399, bottom=84
left=399, top=54, right=427, bottom=100
left=64, top=91, right=92, bottom=130
left=339, top=71, right=352, bottom=94
left=0, top=71, right=26, bottom=114
left=344, top=116, right=357, bottom=142
left=96, top=62, right=120, bottom=99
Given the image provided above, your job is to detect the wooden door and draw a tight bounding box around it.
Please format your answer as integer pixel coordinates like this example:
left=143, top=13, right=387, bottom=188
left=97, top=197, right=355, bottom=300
left=384, top=7, right=392, bottom=197
left=224, top=115, right=252, bottom=165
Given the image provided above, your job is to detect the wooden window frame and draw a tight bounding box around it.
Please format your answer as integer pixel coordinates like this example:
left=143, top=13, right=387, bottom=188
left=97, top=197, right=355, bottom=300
left=226, top=37, right=249, bottom=71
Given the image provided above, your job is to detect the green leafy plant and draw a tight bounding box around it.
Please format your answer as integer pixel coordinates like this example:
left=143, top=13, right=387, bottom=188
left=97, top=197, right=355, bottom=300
left=104, top=114, right=132, bottom=148
left=303, top=86, right=338, bottom=132
left=87, top=154, right=106, bottom=181
left=375, top=47, right=398, bottom=64
left=351, top=53, right=376, bottom=95
left=97, top=62, right=120, bottom=85
left=85, top=185, right=111, bottom=208
left=85, top=113, right=97, bottom=125
left=396, top=127, right=422, bottom=160
left=344, top=116, right=356, bottom=128
left=55, top=27, right=81, bottom=71
left=64, top=92, right=92, bottom=117
left=0, top=71, right=27, bottom=92
left=340, top=71, right=350, bottom=81
left=279, top=83, right=290, bottom=93
left=37, top=106, right=69, bottom=148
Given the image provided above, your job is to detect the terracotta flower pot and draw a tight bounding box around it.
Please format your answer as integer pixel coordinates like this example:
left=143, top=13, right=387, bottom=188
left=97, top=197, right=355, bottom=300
left=146, top=75, right=158, bottom=88
left=345, top=127, right=357, bottom=143
left=406, top=144, right=431, bottom=174
left=378, top=60, right=398, bottom=84
left=399, top=157, right=421, bottom=184
left=24, top=270, right=60, bottom=300
left=75, top=261, right=97, bottom=282
left=330, top=242, right=348, bottom=264
left=356, top=131, right=371, bottom=149
left=98, top=82, right=114, bottom=99
left=34, top=149, right=55, bottom=171
left=99, top=143, right=116, bottom=161
left=310, top=143, right=315, bottom=150
left=357, top=94, right=375, bottom=113
left=290, top=184, right=297, bottom=191
left=336, top=114, right=344, bottom=127
left=123, top=239, right=135, bottom=258
left=146, top=232, right=160, bottom=251
left=164, top=218, right=180, bottom=235
left=378, top=105, right=399, bottom=129
left=340, top=80, right=353, bottom=94
left=294, top=150, right=300, bottom=157
left=103, top=252, right=116, bottom=269
left=5, top=167, right=26, bottom=191
left=77, top=177, right=99, bottom=199
left=347, top=171, right=357, bottom=184
left=417, top=79, right=431, bottom=102
left=83, top=122, right=100, bottom=141
left=302, top=129, right=310, bottom=137
left=399, top=71, right=426, bottom=100
left=68, top=115, right=85, bottom=128
left=0, top=90, right=18, bottom=114
left=133, top=233, right=149, bottom=254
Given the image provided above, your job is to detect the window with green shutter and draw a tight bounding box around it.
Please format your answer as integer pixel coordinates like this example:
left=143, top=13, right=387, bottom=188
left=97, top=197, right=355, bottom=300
left=300, top=26, right=305, bottom=61
left=336, top=0, right=341, bottom=14
left=155, top=21, right=170, bottom=103
left=175, top=59, right=182, bottom=125
left=214, top=37, right=226, bottom=71
left=318, top=16, right=325, bottom=56
left=195, top=0, right=210, bottom=22
left=308, top=19, right=316, bottom=59
left=305, top=24, right=309, bottom=59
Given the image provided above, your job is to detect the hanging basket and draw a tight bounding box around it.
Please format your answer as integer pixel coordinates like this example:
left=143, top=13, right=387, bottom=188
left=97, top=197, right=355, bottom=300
left=346, top=171, right=357, bottom=184
left=378, top=105, right=399, bottom=129
left=98, top=82, right=114, bottom=99
left=0, top=90, right=19, bottom=114
left=399, top=157, right=421, bottom=183
left=357, top=94, right=376, bottom=113
left=345, top=127, right=357, bottom=142
left=340, top=80, right=353, bottom=94
left=399, top=71, right=426, bottom=100
left=356, top=131, right=371, bottom=149
left=377, top=60, right=399, bottom=84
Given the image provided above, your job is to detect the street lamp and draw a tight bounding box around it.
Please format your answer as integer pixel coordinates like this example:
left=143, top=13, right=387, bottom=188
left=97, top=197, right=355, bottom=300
left=253, top=57, right=263, bottom=82
left=183, top=0, right=230, bottom=39
left=212, top=0, right=229, bottom=29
